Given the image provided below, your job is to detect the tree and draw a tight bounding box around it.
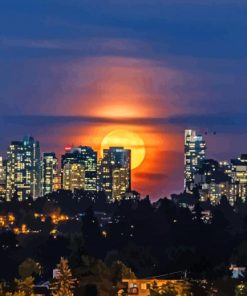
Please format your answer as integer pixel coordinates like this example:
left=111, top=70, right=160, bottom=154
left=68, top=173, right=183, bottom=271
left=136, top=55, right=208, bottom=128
left=235, top=282, right=247, bottom=296
left=231, top=241, right=247, bottom=266
left=84, top=284, right=98, bottom=296
left=14, top=276, right=35, bottom=296
left=5, top=292, right=25, bottom=296
left=81, top=207, right=102, bottom=257
left=160, top=284, right=177, bottom=296
left=190, top=280, right=218, bottom=296
left=150, top=281, right=192, bottom=296
left=0, top=283, right=4, bottom=295
left=115, top=243, right=157, bottom=277
left=18, top=258, right=41, bottom=279
left=69, top=234, right=85, bottom=269
left=110, top=261, right=136, bottom=289
left=50, top=257, right=76, bottom=296
left=194, top=203, right=203, bottom=221
left=151, top=282, right=178, bottom=296
left=73, top=255, right=113, bottom=295
left=150, top=281, right=159, bottom=295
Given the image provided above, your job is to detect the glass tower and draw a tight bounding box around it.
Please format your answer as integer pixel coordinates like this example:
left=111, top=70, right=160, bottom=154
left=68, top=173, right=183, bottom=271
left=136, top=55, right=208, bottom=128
left=72, top=147, right=97, bottom=191
left=6, top=136, right=41, bottom=201
left=61, top=146, right=97, bottom=192
left=98, top=147, right=131, bottom=201
left=184, top=130, right=206, bottom=192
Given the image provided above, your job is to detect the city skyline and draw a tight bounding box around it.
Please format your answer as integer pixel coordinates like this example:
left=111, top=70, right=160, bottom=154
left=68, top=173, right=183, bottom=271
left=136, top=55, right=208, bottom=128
left=2, top=129, right=247, bottom=202
left=0, top=2, right=247, bottom=294
left=1, top=0, right=247, bottom=198
left=1, top=135, right=133, bottom=202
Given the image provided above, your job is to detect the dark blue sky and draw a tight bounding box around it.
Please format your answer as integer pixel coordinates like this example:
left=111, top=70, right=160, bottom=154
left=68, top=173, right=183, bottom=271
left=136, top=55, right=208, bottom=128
left=0, top=0, right=247, bottom=197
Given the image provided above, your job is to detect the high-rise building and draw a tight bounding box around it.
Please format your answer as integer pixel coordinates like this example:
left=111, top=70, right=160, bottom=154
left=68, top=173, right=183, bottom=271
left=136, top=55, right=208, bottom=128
left=194, top=159, right=232, bottom=204
left=71, top=147, right=97, bottom=191
left=53, top=169, right=62, bottom=192
left=98, top=147, right=131, bottom=201
left=61, top=146, right=97, bottom=192
left=184, top=129, right=206, bottom=191
left=0, top=156, right=7, bottom=200
left=229, top=155, right=247, bottom=202
left=6, top=136, right=41, bottom=201
left=41, top=152, right=58, bottom=195
left=63, top=162, right=85, bottom=191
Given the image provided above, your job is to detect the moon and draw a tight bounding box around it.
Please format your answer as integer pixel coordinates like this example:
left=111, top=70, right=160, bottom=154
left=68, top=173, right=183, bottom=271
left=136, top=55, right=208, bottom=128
left=100, top=129, right=146, bottom=170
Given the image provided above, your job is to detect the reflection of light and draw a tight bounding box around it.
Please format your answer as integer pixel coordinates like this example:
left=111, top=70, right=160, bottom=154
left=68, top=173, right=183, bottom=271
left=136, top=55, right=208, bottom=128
left=101, top=129, right=146, bottom=170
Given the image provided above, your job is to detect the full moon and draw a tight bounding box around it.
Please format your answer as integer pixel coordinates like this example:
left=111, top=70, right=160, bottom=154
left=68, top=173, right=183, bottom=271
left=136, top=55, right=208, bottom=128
left=100, top=129, right=146, bottom=170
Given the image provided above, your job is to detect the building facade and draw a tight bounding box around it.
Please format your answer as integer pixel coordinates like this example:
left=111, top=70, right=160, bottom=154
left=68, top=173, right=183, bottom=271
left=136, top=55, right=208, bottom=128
left=61, top=146, right=97, bottom=192
left=70, top=146, right=97, bottom=191
left=194, top=159, right=232, bottom=204
left=120, top=279, right=190, bottom=296
left=184, top=129, right=206, bottom=192
left=6, top=136, right=41, bottom=201
left=62, top=162, right=85, bottom=191
left=228, top=155, right=247, bottom=203
left=41, top=152, right=58, bottom=195
left=0, top=156, right=7, bottom=200
left=193, top=156, right=247, bottom=205
left=98, top=147, right=131, bottom=201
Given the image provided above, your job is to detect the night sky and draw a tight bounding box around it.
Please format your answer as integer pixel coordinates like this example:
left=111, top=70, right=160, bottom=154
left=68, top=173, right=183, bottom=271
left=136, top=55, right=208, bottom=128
left=1, top=0, right=247, bottom=198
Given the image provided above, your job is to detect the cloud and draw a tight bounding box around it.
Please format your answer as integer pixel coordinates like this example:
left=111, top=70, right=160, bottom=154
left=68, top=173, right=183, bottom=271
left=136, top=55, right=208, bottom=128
left=1, top=0, right=247, bottom=59
left=2, top=112, right=242, bottom=131
left=0, top=36, right=147, bottom=56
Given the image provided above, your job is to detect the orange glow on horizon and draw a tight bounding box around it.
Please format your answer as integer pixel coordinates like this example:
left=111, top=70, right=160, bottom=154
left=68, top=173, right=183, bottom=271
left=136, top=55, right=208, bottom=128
left=100, top=129, right=146, bottom=170
left=37, top=56, right=186, bottom=198
left=48, top=56, right=184, bottom=119
left=40, top=120, right=184, bottom=198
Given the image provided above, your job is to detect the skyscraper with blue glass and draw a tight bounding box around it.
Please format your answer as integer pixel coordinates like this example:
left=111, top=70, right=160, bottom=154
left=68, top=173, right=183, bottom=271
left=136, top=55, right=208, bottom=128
left=184, top=130, right=206, bottom=192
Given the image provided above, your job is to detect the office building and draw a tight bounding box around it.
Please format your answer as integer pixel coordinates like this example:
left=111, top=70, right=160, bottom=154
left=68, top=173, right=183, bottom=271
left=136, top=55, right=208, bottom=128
left=0, top=156, right=6, bottom=200
left=194, top=159, right=232, bottom=204
left=41, top=152, right=58, bottom=195
left=53, top=169, right=62, bottom=192
left=62, top=146, right=97, bottom=192
left=72, top=147, right=97, bottom=191
left=229, top=155, right=247, bottom=202
left=6, top=136, right=41, bottom=201
left=193, top=157, right=247, bottom=205
left=98, top=147, right=131, bottom=201
left=62, top=162, right=85, bottom=191
left=184, top=129, right=206, bottom=191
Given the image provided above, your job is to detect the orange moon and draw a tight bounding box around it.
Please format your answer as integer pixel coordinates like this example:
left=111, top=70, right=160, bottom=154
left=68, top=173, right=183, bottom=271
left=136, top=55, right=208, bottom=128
left=100, top=129, right=146, bottom=170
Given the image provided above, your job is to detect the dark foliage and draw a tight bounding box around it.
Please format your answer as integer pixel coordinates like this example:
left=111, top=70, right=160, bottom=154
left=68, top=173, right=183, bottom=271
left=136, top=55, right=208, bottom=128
left=0, top=190, right=247, bottom=286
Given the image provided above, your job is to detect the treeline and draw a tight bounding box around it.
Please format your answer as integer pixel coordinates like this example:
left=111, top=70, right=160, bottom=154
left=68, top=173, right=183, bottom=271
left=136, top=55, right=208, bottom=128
left=1, top=190, right=247, bottom=294
left=0, top=256, right=135, bottom=296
